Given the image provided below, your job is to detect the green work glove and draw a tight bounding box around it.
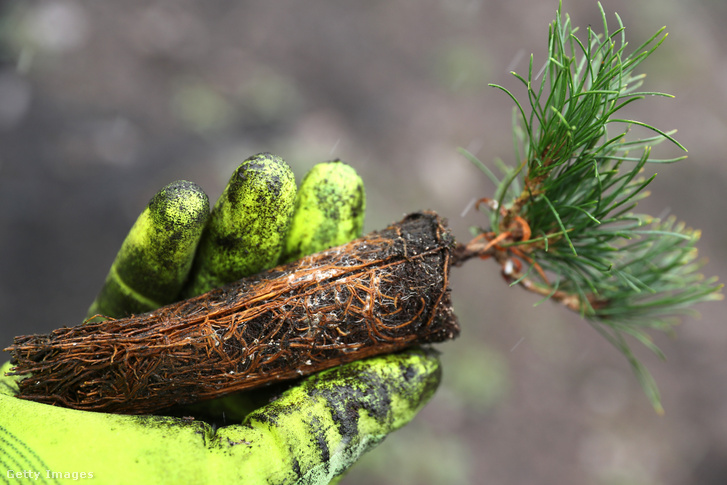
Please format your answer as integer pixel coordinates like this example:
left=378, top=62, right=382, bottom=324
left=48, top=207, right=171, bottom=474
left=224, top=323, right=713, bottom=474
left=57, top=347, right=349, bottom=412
left=0, top=154, right=443, bottom=485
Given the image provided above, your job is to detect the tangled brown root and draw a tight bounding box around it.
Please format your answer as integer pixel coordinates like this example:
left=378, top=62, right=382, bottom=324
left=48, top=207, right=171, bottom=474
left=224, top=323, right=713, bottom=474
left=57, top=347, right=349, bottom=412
left=6, top=211, right=459, bottom=414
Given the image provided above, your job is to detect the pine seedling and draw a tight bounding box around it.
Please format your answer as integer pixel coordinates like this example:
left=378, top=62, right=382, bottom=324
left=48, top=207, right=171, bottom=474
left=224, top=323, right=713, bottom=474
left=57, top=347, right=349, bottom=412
left=6, top=3, right=722, bottom=416
left=457, top=1, right=723, bottom=413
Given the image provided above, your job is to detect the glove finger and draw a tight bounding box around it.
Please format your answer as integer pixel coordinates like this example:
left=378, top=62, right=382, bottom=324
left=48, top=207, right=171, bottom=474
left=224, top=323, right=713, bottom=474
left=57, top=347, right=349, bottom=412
left=182, top=160, right=365, bottom=420
left=182, top=152, right=297, bottom=298
left=86, top=181, right=209, bottom=319
left=218, top=347, right=441, bottom=484
left=281, top=160, right=366, bottom=264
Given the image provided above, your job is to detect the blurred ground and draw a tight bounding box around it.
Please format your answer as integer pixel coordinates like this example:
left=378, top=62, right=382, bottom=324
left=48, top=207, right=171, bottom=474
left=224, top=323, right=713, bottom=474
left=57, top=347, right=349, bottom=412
left=1, top=1, right=726, bottom=484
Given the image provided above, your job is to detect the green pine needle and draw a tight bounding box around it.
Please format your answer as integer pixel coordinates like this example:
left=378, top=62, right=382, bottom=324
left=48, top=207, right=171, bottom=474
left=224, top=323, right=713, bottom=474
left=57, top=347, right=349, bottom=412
left=465, top=1, right=723, bottom=412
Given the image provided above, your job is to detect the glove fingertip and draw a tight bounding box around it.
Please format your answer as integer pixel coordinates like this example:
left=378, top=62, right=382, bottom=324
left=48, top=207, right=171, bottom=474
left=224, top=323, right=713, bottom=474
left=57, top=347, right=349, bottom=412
left=87, top=181, right=209, bottom=318
left=183, top=153, right=297, bottom=297
left=235, top=348, right=440, bottom=483
left=282, top=160, right=366, bottom=263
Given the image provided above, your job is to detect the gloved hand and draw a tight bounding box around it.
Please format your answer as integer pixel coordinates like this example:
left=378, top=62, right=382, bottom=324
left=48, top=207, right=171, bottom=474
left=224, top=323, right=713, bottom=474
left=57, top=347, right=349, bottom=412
left=0, top=154, right=443, bottom=485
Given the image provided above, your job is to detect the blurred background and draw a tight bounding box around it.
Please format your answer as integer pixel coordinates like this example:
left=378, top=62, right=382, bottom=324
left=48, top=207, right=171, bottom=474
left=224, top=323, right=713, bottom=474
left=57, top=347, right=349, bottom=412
left=1, top=1, right=725, bottom=483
